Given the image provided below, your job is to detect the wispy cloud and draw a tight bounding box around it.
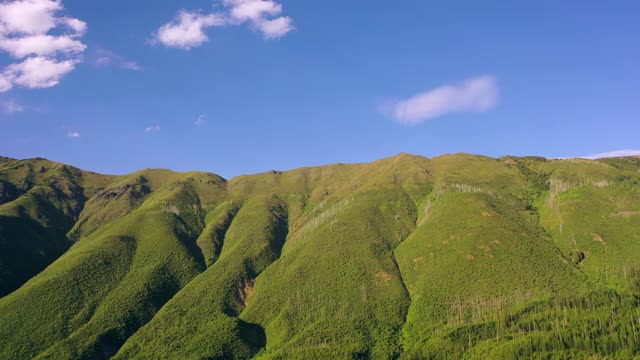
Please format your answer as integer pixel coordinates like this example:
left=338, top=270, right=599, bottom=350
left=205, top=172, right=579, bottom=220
left=121, top=61, right=142, bottom=71
left=0, top=0, right=87, bottom=93
left=383, top=75, right=499, bottom=125
left=195, top=114, right=205, bottom=126
left=153, top=0, right=294, bottom=50
left=0, top=98, right=24, bottom=114
left=91, top=48, right=143, bottom=71
left=67, top=131, right=80, bottom=137
left=579, top=149, right=640, bottom=159
left=145, top=125, right=160, bottom=133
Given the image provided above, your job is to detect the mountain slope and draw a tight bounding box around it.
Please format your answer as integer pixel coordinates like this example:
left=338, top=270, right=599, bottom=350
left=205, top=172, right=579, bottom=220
left=0, top=153, right=638, bottom=359
left=0, top=157, right=113, bottom=297
left=0, top=169, right=225, bottom=359
left=395, top=155, right=587, bottom=357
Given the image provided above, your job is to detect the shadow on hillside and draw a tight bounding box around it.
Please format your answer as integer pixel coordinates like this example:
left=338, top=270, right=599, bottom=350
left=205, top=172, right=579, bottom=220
left=92, top=328, right=122, bottom=359
left=239, top=319, right=267, bottom=355
left=173, top=215, right=208, bottom=271
left=0, top=215, right=72, bottom=297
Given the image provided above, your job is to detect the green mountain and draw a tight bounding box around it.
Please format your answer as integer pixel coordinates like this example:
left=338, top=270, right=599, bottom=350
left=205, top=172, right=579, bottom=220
left=0, top=153, right=639, bottom=359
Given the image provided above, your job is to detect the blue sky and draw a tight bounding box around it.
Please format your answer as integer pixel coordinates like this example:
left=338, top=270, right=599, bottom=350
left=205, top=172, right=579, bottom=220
left=1, top=0, right=639, bottom=178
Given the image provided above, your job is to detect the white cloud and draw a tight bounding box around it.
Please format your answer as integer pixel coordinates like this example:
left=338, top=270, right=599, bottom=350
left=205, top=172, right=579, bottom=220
left=579, top=150, right=640, bottom=159
left=256, top=16, right=293, bottom=39
left=226, top=0, right=282, bottom=22
left=154, top=0, right=293, bottom=49
left=0, top=75, right=11, bottom=92
left=92, top=48, right=142, bottom=71
left=145, top=125, right=160, bottom=133
left=225, top=0, right=293, bottom=39
left=0, top=34, right=85, bottom=58
left=0, top=0, right=62, bottom=35
left=61, top=17, right=86, bottom=36
left=224, top=0, right=294, bottom=39
left=154, top=10, right=225, bottom=50
left=0, top=0, right=87, bottom=93
left=385, top=75, right=499, bottom=125
left=67, top=130, right=80, bottom=137
left=195, top=114, right=205, bottom=126
left=3, top=56, right=77, bottom=89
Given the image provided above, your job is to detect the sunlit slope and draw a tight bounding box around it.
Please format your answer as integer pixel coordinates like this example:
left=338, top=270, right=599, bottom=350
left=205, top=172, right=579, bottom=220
left=537, top=158, right=640, bottom=288
left=392, top=156, right=640, bottom=359
left=115, top=155, right=432, bottom=359
left=240, top=155, right=432, bottom=359
left=0, top=153, right=639, bottom=359
left=0, top=157, right=113, bottom=296
left=0, top=169, right=226, bottom=359
left=115, top=195, right=287, bottom=359
left=394, top=155, right=586, bottom=357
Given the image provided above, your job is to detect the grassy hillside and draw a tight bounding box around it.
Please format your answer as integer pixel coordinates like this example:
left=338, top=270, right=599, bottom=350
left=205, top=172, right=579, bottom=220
left=0, top=153, right=639, bottom=359
left=0, top=157, right=113, bottom=296
left=537, top=158, right=640, bottom=289
left=0, top=168, right=225, bottom=359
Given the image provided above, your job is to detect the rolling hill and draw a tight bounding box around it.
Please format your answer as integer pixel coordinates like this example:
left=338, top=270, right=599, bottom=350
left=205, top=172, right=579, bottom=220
left=0, top=153, right=639, bottom=359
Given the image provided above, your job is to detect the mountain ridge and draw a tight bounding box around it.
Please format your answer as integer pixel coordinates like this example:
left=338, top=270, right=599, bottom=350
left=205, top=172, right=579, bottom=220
left=3, top=151, right=636, bottom=182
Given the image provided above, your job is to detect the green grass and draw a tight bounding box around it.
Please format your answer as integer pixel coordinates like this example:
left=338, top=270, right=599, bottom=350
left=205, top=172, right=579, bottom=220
left=0, top=158, right=113, bottom=296
left=0, top=167, right=223, bottom=358
left=537, top=159, right=640, bottom=289
left=115, top=195, right=287, bottom=359
left=0, top=153, right=639, bottom=359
